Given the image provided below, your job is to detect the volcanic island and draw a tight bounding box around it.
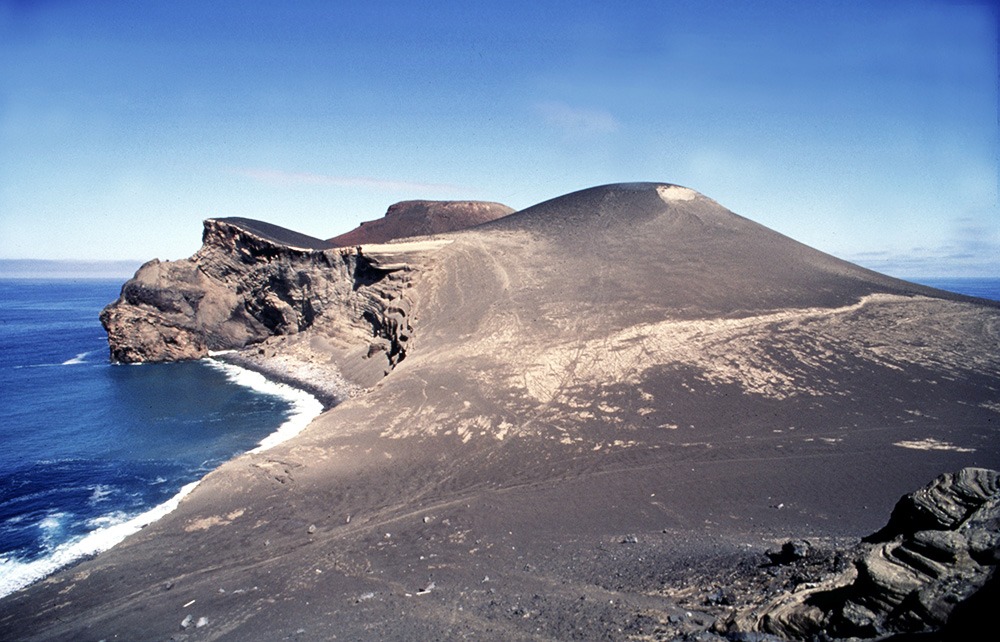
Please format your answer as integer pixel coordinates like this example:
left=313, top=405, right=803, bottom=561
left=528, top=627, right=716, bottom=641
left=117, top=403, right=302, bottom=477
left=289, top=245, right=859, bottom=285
left=2, top=183, right=998, bottom=641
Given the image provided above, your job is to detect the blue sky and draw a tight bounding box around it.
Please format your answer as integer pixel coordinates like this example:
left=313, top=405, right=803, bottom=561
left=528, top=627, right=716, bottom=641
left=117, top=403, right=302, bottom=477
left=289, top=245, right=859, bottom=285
left=1, top=0, right=997, bottom=277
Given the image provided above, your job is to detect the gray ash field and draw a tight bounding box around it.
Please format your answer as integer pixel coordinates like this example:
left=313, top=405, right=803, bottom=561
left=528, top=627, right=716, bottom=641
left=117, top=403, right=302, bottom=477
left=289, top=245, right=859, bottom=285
left=2, top=183, right=998, bottom=641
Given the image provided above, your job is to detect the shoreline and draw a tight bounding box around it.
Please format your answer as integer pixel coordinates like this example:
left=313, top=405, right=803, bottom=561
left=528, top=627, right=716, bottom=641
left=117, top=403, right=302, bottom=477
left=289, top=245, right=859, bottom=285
left=201, top=356, right=326, bottom=450
left=0, top=479, right=202, bottom=599
left=0, top=356, right=328, bottom=600
left=210, top=348, right=362, bottom=411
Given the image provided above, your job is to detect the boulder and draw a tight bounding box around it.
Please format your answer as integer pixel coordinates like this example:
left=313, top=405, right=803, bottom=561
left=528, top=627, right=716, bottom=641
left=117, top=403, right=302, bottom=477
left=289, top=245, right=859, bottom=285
left=728, top=468, right=1000, bottom=640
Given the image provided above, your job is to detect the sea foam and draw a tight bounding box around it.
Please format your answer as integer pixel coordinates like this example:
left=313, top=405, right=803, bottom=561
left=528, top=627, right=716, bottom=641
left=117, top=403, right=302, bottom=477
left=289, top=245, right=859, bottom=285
left=203, top=358, right=323, bottom=452
left=61, top=351, right=91, bottom=365
left=0, top=480, right=200, bottom=598
left=0, top=359, right=323, bottom=599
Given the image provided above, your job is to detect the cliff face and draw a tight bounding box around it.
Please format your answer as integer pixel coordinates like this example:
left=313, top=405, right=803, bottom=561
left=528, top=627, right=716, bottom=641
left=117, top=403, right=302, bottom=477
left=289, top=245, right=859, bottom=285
left=100, top=218, right=415, bottom=385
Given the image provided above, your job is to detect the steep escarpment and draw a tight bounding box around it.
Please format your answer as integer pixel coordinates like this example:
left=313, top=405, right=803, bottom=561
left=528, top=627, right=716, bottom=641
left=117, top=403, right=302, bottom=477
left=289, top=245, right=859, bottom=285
left=100, top=217, right=417, bottom=388
left=327, top=199, right=514, bottom=246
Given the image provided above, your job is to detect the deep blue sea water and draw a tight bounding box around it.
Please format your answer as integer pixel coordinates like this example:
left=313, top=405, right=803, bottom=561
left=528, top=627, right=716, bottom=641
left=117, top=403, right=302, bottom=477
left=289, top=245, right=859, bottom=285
left=0, top=279, right=321, bottom=596
left=910, top=277, right=1000, bottom=302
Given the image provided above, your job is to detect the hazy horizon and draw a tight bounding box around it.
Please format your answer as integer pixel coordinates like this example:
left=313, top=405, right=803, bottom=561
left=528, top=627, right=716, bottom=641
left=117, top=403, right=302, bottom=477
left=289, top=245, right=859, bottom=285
left=3, top=252, right=1000, bottom=284
left=0, top=259, right=145, bottom=280
left=1, top=1, right=997, bottom=277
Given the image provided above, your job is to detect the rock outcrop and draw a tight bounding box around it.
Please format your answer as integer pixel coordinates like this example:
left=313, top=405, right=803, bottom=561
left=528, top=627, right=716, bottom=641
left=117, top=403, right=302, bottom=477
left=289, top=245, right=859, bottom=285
left=100, top=217, right=419, bottom=388
left=727, top=468, right=1000, bottom=640
left=327, top=200, right=514, bottom=246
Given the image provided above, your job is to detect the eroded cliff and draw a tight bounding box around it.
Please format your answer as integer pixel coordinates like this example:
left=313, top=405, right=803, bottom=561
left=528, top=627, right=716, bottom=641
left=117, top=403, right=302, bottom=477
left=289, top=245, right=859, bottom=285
left=100, top=217, right=418, bottom=389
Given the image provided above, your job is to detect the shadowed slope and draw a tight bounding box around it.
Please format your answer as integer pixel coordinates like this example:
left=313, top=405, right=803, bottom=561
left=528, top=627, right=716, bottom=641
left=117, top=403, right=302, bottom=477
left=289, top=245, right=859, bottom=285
left=475, top=182, right=956, bottom=318
left=3, top=183, right=999, bottom=641
left=213, top=217, right=334, bottom=250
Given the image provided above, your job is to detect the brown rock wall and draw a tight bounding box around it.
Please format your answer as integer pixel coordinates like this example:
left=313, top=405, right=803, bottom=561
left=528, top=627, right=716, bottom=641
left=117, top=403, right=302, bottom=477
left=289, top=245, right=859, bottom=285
left=100, top=218, right=415, bottom=389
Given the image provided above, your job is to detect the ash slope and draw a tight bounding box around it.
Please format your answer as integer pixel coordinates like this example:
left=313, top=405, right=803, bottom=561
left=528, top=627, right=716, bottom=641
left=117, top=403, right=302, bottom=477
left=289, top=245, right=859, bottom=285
left=213, top=217, right=335, bottom=250
left=4, top=183, right=1000, bottom=641
left=328, top=199, right=515, bottom=246
left=475, top=182, right=956, bottom=316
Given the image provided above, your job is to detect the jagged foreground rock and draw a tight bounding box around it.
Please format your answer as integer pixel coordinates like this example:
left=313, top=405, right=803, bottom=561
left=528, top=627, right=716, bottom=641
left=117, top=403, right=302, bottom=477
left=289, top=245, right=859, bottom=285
left=726, top=467, right=1000, bottom=640
left=4, top=183, right=1000, bottom=641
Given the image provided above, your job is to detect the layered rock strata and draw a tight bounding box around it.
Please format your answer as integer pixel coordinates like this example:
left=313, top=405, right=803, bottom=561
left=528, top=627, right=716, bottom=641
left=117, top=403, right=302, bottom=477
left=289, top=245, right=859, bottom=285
left=728, top=468, right=1000, bottom=640
left=100, top=217, right=420, bottom=389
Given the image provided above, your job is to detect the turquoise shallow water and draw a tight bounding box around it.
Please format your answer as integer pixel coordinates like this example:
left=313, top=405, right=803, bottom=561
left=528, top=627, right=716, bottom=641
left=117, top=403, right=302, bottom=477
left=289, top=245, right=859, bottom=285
left=0, top=279, right=321, bottom=596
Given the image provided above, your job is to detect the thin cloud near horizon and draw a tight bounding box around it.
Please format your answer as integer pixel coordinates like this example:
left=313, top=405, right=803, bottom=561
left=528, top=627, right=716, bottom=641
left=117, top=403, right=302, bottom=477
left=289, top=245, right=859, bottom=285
left=535, top=101, right=621, bottom=136
left=844, top=243, right=1000, bottom=278
left=233, top=168, right=464, bottom=193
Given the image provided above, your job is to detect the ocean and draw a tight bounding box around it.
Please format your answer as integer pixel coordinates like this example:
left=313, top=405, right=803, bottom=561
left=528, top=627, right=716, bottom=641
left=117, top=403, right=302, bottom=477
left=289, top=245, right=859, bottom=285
left=0, top=277, right=997, bottom=599
left=910, top=277, right=1000, bottom=302
left=0, top=279, right=321, bottom=597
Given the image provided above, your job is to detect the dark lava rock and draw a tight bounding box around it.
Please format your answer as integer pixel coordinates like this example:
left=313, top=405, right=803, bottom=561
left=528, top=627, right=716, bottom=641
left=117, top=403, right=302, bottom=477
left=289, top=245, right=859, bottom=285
left=705, top=587, right=735, bottom=606
left=765, top=540, right=814, bottom=566
left=726, top=468, right=1000, bottom=640
left=100, top=217, right=415, bottom=383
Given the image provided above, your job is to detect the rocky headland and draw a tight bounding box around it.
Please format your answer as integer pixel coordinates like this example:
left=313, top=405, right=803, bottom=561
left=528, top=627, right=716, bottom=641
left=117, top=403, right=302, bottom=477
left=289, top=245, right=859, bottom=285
left=101, top=217, right=440, bottom=397
left=100, top=199, right=515, bottom=399
left=4, top=183, right=1000, bottom=640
